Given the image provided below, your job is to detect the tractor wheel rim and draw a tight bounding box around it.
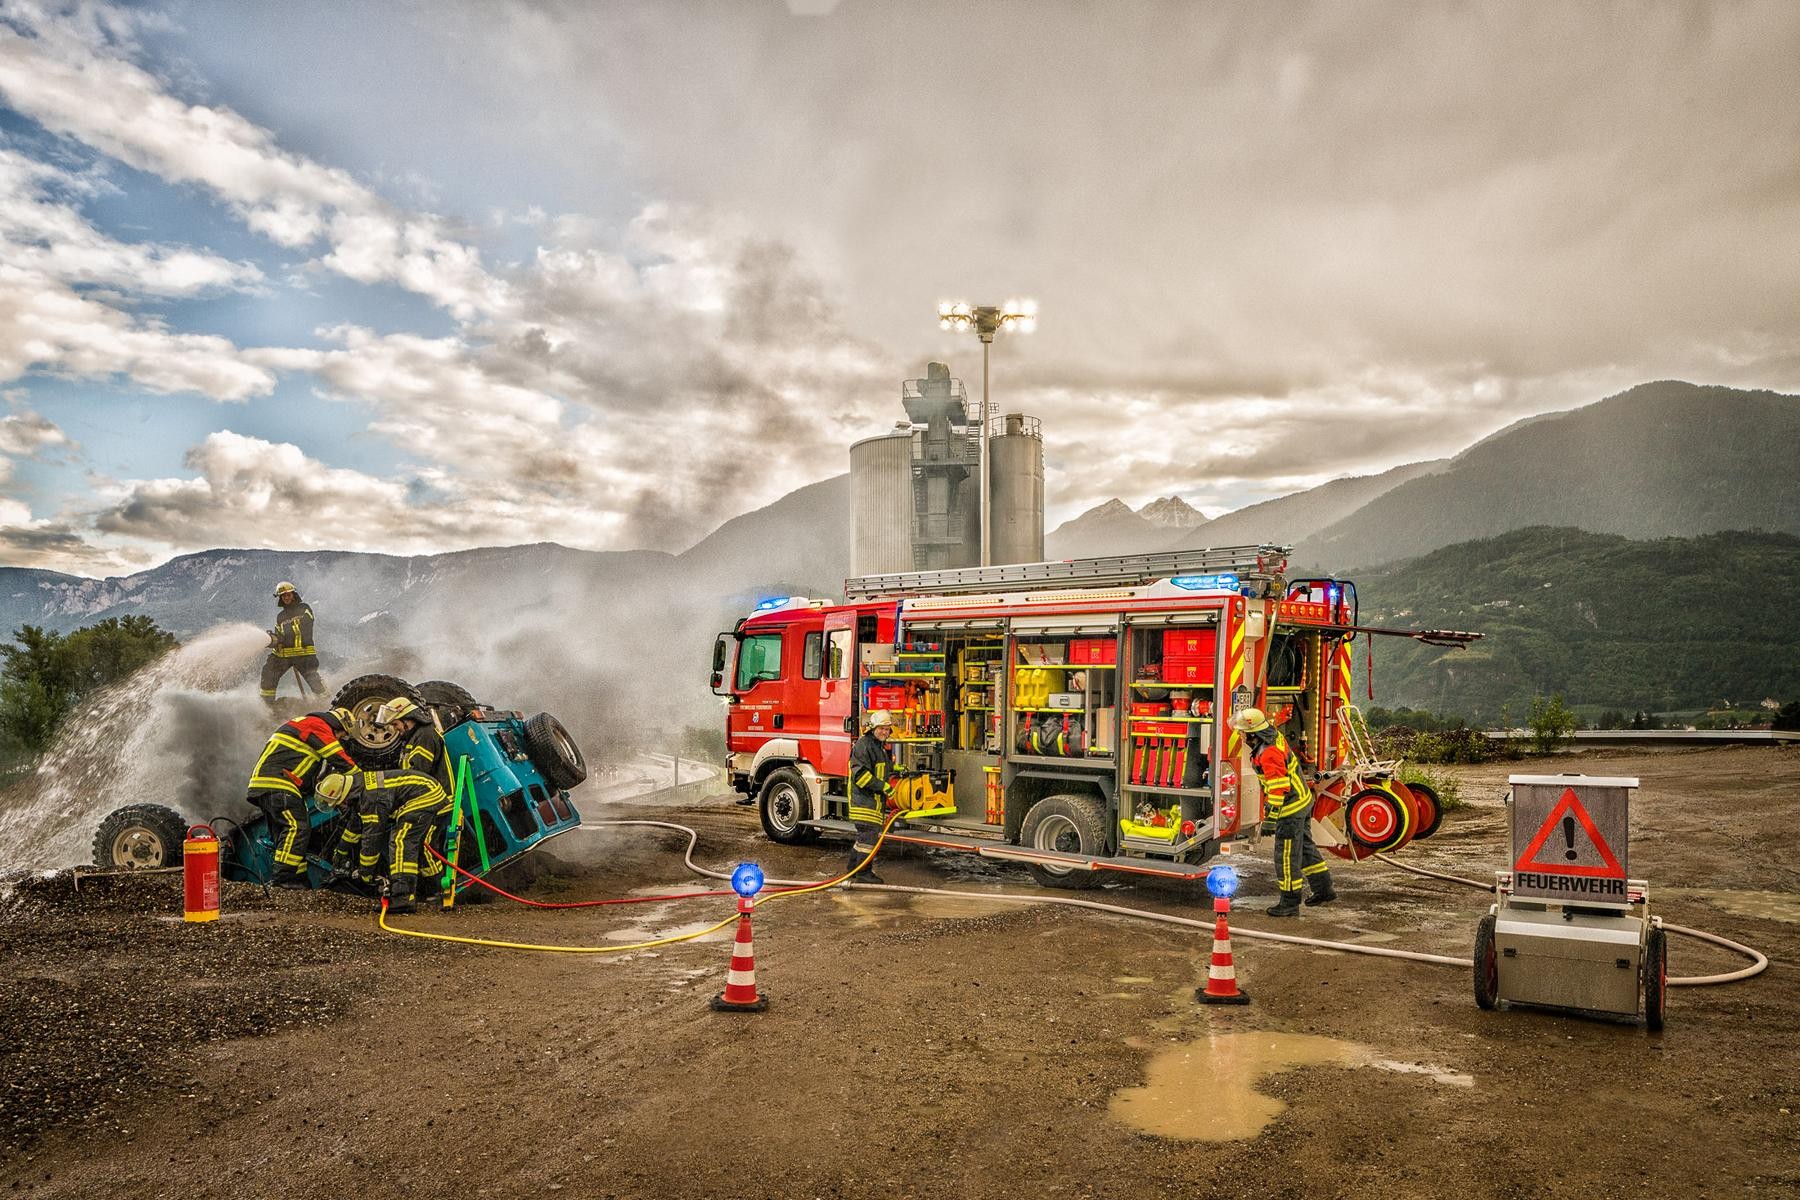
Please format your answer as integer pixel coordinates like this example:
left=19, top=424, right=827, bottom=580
left=111, top=828, right=165, bottom=868
left=348, top=699, right=401, bottom=750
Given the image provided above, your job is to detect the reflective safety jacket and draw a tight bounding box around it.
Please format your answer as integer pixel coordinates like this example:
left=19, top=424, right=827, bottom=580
left=249, top=711, right=358, bottom=797
left=272, top=602, right=317, bottom=659
left=1251, top=731, right=1314, bottom=820
left=397, top=722, right=454, bottom=795
left=847, top=731, right=895, bottom=826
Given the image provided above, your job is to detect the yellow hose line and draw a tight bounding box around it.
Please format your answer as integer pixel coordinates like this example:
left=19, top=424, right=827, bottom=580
left=753, top=809, right=906, bottom=910
left=377, top=900, right=739, bottom=954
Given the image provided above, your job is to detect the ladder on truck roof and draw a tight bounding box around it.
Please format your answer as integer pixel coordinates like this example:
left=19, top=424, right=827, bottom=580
left=843, top=544, right=1292, bottom=600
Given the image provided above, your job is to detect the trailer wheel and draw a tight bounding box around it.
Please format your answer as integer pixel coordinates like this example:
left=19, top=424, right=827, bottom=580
left=1644, top=926, right=1668, bottom=1033
left=417, top=680, right=481, bottom=730
left=93, top=804, right=188, bottom=870
left=1474, top=913, right=1500, bottom=1011
left=331, top=674, right=423, bottom=768
left=758, top=767, right=816, bottom=845
left=1020, top=793, right=1107, bottom=890
left=522, top=713, right=588, bottom=789
left=1346, top=785, right=1413, bottom=853
left=1405, top=781, right=1445, bottom=839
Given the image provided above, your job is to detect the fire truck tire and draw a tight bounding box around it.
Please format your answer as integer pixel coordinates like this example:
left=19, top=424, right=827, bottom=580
left=757, top=767, right=816, bottom=844
left=522, top=713, right=588, bottom=790
left=1020, top=794, right=1107, bottom=890
left=1644, top=926, right=1668, bottom=1032
left=1474, top=913, right=1499, bottom=1011
left=93, top=803, right=188, bottom=870
left=1346, top=786, right=1412, bottom=853
left=331, top=674, right=423, bottom=769
left=1405, top=781, right=1445, bottom=839
left=417, top=680, right=481, bottom=729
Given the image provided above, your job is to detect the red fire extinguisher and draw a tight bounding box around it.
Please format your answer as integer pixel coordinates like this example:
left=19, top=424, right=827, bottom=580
left=183, top=824, right=220, bottom=923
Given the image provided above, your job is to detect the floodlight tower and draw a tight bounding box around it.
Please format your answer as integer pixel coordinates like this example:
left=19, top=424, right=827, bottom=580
left=936, top=299, right=1037, bottom=566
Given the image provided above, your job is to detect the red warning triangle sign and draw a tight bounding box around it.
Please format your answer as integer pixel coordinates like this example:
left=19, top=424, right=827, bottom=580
left=1514, top=787, right=1625, bottom=877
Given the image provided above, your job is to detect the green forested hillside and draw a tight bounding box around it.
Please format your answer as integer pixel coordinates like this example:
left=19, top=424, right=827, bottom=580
left=1351, top=528, right=1800, bottom=723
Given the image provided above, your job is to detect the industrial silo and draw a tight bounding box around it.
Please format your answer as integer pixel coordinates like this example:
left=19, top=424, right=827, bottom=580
left=987, top=412, right=1045, bottom=565
left=850, top=425, right=915, bottom=576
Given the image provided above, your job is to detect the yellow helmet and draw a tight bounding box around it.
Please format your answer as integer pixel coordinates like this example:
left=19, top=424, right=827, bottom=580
left=273, top=581, right=298, bottom=598
left=375, top=697, right=422, bottom=725
left=315, top=772, right=354, bottom=806
left=1228, top=707, right=1271, bottom=734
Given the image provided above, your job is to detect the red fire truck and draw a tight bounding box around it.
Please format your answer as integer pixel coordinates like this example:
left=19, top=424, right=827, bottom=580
left=711, top=546, right=1476, bottom=888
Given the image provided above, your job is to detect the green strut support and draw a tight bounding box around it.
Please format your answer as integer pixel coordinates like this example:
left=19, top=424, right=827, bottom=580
left=438, top=756, right=488, bottom=907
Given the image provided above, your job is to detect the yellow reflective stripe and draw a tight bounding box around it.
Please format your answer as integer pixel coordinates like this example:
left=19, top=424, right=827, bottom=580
left=249, top=777, right=302, bottom=795
left=274, top=647, right=315, bottom=658
left=848, top=805, right=882, bottom=824
left=852, top=770, right=875, bottom=788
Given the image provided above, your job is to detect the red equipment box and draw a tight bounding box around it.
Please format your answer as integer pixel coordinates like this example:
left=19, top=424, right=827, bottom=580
left=1069, top=638, right=1117, bottom=665
left=1129, top=702, right=1170, bottom=716
left=867, top=683, right=913, bottom=709
left=1163, top=629, right=1216, bottom=659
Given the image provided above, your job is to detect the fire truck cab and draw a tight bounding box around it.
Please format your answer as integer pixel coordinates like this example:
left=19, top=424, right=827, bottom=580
left=711, top=546, right=1445, bottom=888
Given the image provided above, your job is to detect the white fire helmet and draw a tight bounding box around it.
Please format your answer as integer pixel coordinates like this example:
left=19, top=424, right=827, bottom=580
left=865, top=709, right=894, bottom=729
left=375, top=697, right=423, bottom=726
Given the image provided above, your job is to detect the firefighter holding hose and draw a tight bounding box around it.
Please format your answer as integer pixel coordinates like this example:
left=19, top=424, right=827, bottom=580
left=846, top=709, right=897, bottom=883
left=245, top=706, right=359, bottom=887
left=260, top=582, right=325, bottom=708
left=1230, top=707, right=1337, bottom=917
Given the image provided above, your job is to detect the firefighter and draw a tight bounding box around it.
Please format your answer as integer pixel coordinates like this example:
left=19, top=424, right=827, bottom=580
left=373, top=697, right=452, bottom=913
left=245, top=706, right=359, bottom=887
left=1229, top=706, right=1336, bottom=917
left=846, top=709, right=897, bottom=883
left=260, top=582, right=324, bottom=707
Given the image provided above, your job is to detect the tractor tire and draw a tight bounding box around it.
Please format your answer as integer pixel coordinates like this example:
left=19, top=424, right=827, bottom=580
left=522, top=712, right=587, bottom=790
left=1406, top=781, right=1446, bottom=839
left=93, top=804, right=188, bottom=870
left=1644, top=926, right=1668, bottom=1033
left=1020, top=793, right=1108, bottom=890
left=1474, top=913, right=1500, bottom=1011
left=758, top=767, right=817, bottom=844
left=330, top=674, right=423, bottom=769
left=417, top=680, right=481, bottom=730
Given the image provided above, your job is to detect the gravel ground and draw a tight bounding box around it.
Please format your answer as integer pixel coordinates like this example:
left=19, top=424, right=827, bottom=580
left=1, top=745, right=1794, bottom=1199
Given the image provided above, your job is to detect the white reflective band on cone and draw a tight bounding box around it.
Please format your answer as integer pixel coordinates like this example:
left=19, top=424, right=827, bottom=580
left=727, top=970, right=757, bottom=986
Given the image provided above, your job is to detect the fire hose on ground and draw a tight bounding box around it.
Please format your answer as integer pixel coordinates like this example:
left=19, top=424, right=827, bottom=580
left=376, top=815, right=1768, bottom=986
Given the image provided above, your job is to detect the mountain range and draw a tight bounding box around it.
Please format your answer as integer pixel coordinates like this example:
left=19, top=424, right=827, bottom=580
left=1048, top=381, right=1799, bottom=568
left=0, top=380, right=1793, bottom=731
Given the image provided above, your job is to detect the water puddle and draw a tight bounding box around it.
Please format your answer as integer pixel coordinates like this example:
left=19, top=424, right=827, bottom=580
left=1109, top=1032, right=1472, bottom=1141
left=1663, top=887, right=1800, bottom=925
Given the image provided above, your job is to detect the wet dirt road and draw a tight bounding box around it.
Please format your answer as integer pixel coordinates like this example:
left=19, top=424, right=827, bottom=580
left=2, top=746, right=1795, bottom=1199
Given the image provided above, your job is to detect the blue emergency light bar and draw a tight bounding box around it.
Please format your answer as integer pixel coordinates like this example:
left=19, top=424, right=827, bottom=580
left=1169, top=573, right=1239, bottom=593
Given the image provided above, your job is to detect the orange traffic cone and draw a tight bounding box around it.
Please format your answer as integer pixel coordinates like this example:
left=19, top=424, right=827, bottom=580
left=1196, top=895, right=1251, bottom=1005
left=711, top=898, right=768, bottom=1013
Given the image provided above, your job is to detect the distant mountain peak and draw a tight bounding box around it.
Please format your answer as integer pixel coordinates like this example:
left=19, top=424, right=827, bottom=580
left=1079, top=498, right=1135, bottom=520
left=1138, top=496, right=1207, bottom=529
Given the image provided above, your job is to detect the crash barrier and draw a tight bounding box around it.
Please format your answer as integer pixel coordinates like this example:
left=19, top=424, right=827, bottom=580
left=378, top=813, right=1768, bottom=991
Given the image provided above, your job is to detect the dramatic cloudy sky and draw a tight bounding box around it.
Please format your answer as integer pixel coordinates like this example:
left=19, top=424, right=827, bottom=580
left=0, top=0, right=1795, bottom=575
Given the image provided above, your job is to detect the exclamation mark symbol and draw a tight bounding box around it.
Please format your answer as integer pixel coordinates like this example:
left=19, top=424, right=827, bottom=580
left=1562, top=815, right=1578, bottom=861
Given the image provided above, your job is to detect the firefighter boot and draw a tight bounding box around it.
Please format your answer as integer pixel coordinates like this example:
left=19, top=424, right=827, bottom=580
left=1266, top=891, right=1303, bottom=918
left=846, top=849, right=884, bottom=885
left=386, top=882, right=418, bottom=915
left=1305, top=872, right=1338, bottom=906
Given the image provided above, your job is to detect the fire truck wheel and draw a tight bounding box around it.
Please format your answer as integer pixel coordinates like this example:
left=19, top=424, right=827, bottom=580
left=331, top=674, right=424, bottom=769
left=1020, top=794, right=1107, bottom=890
left=1473, top=913, right=1499, bottom=1011
left=1644, top=926, right=1668, bottom=1033
left=1404, top=781, right=1445, bottom=839
left=92, top=804, right=188, bottom=870
left=757, top=767, right=816, bottom=844
left=523, top=713, right=588, bottom=789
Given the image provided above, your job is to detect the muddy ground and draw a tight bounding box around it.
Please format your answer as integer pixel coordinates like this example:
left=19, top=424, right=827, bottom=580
left=2, top=745, right=1795, bottom=1199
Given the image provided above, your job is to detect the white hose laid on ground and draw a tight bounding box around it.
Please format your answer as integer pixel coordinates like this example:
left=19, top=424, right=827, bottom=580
left=582, top=820, right=1765, bottom=985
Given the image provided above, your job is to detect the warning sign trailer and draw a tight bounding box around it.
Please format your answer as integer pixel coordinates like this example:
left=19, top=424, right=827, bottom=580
left=1474, top=774, right=1668, bottom=1031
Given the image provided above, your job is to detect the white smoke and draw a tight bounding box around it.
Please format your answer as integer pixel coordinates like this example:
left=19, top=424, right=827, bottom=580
left=0, top=623, right=272, bottom=873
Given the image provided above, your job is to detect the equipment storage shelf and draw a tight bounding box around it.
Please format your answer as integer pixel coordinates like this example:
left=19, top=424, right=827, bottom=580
left=1123, top=782, right=1214, bottom=797
left=1009, top=631, right=1117, bottom=762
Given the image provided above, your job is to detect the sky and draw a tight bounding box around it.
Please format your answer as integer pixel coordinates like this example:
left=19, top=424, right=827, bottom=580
left=0, top=0, right=1796, bottom=576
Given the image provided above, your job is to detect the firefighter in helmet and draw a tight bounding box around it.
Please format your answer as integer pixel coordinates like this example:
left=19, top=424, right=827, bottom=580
left=260, top=582, right=325, bottom=707
left=1229, top=706, right=1336, bottom=916
left=846, top=709, right=897, bottom=883
left=355, top=697, right=452, bottom=914
left=245, top=706, right=359, bottom=887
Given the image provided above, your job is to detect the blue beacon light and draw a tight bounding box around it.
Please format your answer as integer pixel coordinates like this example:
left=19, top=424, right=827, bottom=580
left=1206, top=864, right=1240, bottom=899
left=731, top=862, right=766, bottom=898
